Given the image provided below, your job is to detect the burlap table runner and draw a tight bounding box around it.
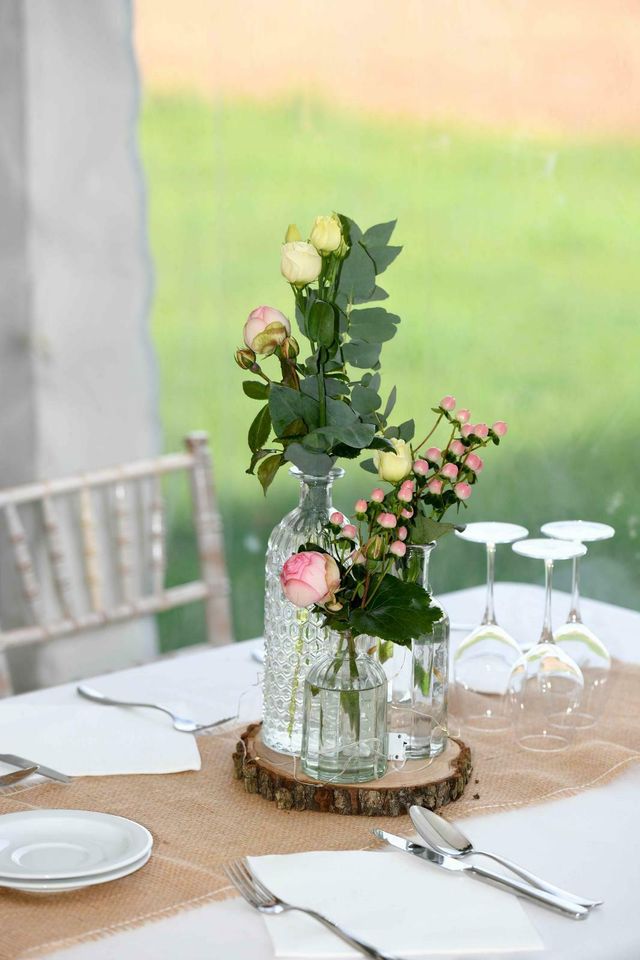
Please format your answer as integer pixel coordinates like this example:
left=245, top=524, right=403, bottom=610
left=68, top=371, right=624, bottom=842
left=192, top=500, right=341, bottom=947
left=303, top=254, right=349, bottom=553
left=2, top=659, right=640, bottom=959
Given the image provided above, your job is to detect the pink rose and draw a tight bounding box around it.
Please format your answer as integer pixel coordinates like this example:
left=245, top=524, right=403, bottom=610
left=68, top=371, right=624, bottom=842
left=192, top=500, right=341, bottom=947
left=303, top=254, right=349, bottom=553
left=280, top=551, right=340, bottom=608
left=425, top=447, right=441, bottom=462
left=454, top=482, right=472, bottom=500
left=354, top=498, right=368, bottom=514
left=456, top=408, right=471, bottom=424
left=473, top=423, right=489, bottom=438
left=460, top=424, right=474, bottom=438
left=398, top=526, right=408, bottom=541
left=371, top=488, right=385, bottom=503
left=377, top=512, right=397, bottom=529
left=243, top=306, right=290, bottom=356
left=449, top=439, right=465, bottom=457
left=427, top=478, right=443, bottom=495
left=390, top=540, right=407, bottom=557
left=441, top=462, right=459, bottom=480
left=401, top=507, right=414, bottom=519
left=330, top=511, right=344, bottom=525
left=492, top=420, right=508, bottom=437
left=466, top=452, right=483, bottom=472
left=340, top=524, right=357, bottom=539
left=440, top=395, right=456, bottom=411
left=413, top=459, right=430, bottom=476
left=398, top=479, right=415, bottom=503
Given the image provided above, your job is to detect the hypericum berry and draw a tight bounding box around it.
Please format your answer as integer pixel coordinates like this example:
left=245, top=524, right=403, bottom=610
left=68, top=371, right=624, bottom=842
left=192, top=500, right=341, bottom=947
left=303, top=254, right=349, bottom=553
left=441, top=462, right=459, bottom=480
left=440, top=395, right=456, bottom=411
left=456, top=408, right=471, bottom=424
left=377, top=512, right=397, bottom=529
left=454, top=481, right=472, bottom=500
left=390, top=540, right=407, bottom=557
left=492, top=420, right=508, bottom=437
left=371, top=488, right=385, bottom=503
left=427, top=478, right=443, bottom=495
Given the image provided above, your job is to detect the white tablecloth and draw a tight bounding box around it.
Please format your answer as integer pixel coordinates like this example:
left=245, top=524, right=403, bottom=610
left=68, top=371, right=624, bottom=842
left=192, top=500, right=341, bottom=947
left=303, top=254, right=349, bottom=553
left=5, top=583, right=640, bottom=959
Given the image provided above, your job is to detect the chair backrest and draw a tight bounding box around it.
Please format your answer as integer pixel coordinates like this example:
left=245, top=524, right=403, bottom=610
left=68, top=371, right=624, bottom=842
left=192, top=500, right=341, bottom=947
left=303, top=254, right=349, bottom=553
left=0, top=432, right=232, bottom=673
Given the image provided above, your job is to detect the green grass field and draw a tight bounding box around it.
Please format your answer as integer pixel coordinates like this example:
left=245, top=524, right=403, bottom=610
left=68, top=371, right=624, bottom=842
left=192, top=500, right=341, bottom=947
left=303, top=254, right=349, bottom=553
left=139, top=95, right=640, bottom=648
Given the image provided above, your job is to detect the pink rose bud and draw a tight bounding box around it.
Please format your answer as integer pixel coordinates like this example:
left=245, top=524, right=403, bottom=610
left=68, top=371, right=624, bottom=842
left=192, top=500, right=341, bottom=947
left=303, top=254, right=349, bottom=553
left=413, top=459, right=430, bottom=476
left=329, top=511, right=344, bottom=525
left=425, top=446, right=441, bottom=462
left=449, top=439, right=465, bottom=457
left=350, top=549, right=366, bottom=565
left=340, top=524, right=357, bottom=539
left=354, top=498, right=368, bottom=514
left=454, top=482, right=472, bottom=500
left=441, top=462, right=459, bottom=480
left=398, top=479, right=415, bottom=503
left=398, top=526, right=408, bottom=541
left=280, top=551, right=340, bottom=608
left=474, top=423, right=489, bottom=438
left=377, top=512, right=397, bottom=529
left=371, top=488, right=385, bottom=503
left=427, top=478, right=443, bottom=495
left=401, top=507, right=414, bottom=519
left=456, top=408, right=471, bottom=424
left=461, top=424, right=474, bottom=438
left=466, top=452, right=483, bottom=472
left=243, top=305, right=291, bottom=356
left=440, top=395, right=456, bottom=411
left=492, top=420, right=508, bottom=437
left=390, top=540, right=407, bottom=558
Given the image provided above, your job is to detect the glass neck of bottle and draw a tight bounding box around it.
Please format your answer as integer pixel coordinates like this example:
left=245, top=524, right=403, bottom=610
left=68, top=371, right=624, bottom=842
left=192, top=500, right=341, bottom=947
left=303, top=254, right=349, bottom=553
left=406, top=542, right=436, bottom=593
left=297, top=471, right=340, bottom=514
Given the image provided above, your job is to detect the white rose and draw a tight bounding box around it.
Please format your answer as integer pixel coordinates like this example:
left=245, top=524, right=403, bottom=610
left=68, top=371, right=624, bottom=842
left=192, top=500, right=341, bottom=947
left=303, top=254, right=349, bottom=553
left=373, top=438, right=413, bottom=483
left=309, top=214, right=342, bottom=254
left=281, top=241, right=322, bottom=286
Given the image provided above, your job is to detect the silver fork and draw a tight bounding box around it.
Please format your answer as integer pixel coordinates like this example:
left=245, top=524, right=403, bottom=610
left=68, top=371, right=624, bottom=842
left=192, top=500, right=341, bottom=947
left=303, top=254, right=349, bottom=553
left=77, top=685, right=235, bottom=733
left=224, top=858, right=403, bottom=960
left=0, top=765, right=38, bottom=787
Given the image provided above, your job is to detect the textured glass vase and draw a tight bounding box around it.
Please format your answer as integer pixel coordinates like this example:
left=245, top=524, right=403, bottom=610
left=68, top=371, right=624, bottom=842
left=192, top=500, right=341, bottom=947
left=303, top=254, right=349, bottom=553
left=262, top=467, right=344, bottom=755
left=380, top=542, right=450, bottom=758
left=301, top=633, right=388, bottom=783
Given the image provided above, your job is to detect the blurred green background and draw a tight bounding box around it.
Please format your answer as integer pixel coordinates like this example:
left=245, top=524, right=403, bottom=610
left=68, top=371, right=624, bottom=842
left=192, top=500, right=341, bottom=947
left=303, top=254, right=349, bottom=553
left=140, top=96, right=640, bottom=650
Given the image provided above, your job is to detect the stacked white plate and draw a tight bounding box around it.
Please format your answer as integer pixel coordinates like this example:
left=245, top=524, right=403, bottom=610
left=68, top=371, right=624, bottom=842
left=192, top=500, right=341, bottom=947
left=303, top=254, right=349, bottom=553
left=0, top=810, right=152, bottom=893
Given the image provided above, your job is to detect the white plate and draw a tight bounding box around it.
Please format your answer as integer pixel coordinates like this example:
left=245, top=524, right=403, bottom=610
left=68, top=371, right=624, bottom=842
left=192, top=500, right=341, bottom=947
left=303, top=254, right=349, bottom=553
left=0, top=849, right=151, bottom=893
left=0, top=810, right=152, bottom=881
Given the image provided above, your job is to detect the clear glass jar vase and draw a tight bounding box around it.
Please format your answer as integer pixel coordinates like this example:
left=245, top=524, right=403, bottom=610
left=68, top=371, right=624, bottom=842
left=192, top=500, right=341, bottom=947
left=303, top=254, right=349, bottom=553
left=380, top=542, right=450, bottom=758
left=301, top=632, right=388, bottom=783
left=262, top=467, right=344, bottom=755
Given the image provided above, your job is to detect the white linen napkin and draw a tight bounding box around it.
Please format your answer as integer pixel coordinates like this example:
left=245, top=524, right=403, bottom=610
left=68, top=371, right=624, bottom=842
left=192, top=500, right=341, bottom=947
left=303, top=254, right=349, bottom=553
left=0, top=703, right=201, bottom=777
left=249, top=850, right=543, bottom=957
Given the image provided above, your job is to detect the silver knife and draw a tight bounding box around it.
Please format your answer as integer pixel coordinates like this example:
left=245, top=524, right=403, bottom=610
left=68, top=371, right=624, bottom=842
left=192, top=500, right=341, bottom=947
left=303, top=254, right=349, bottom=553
left=373, top=829, right=588, bottom=920
left=0, top=754, right=72, bottom=784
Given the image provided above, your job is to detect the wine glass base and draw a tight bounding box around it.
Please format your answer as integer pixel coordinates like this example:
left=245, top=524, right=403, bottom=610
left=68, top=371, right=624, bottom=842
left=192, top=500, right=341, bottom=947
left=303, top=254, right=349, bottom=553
left=464, top=713, right=512, bottom=733
left=517, top=733, right=571, bottom=753
left=550, top=710, right=597, bottom=730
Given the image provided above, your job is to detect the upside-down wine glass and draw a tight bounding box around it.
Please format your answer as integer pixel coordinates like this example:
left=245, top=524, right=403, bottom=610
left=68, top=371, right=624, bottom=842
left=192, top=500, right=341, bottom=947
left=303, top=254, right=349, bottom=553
left=453, top=522, right=528, bottom=731
left=508, top=538, right=587, bottom=752
left=541, top=520, right=615, bottom=728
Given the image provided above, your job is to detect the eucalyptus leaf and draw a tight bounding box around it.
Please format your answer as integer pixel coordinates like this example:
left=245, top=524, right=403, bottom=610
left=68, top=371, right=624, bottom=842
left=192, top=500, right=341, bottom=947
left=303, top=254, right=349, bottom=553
left=360, top=457, right=379, bottom=474
left=368, top=435, right=395, bottom=451
left=383, top=385, right=397, bottom=420
left=349, top=307, right=400, bottom=343
left=367, top=244, right=402, bottom=275
left=316, top=422, right=376, bottom=450
left=300, top=377, right=348, bottom=400
left=242, top=380, right=269, bottom=401
left=338, top=241, right=376, bottom=302
left=362, top=219, right=397, bottom=248
left=342, top=340, right=382, bottom=369
left=396, top=419, right=415, bottom=442
left=269, top=383, right=319, bottom=437
left=325, top=396, right=358, bottom=426
left=351, top=384, right=381, bottom=415
left=284, top=443, right=335, bottom=476
left=350, top=574, right=439, bottom=644
left=257, top=453, right=284, bottom=495
left=248, top=405, right=271, bottom=452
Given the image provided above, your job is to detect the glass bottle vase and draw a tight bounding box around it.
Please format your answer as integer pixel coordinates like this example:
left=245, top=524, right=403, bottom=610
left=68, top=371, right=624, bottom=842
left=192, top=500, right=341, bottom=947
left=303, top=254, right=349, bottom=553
left=262, top=467, right=344, bottom=755
left=301, top=632, right=388, bottom=783
left=380, top=542, right=450, bottom=758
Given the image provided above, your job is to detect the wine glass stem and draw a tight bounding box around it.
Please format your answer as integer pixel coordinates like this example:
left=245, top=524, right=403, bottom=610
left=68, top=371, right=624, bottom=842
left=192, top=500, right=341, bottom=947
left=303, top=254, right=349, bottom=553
left=481, top=543, right=497, bottom=625
left=568, top=556, right=582, bottom=623
left=541, top=558, right=555, bottom=643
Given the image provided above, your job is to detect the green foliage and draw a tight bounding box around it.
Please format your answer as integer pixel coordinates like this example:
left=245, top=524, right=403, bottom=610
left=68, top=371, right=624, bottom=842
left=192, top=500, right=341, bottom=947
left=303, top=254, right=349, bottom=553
left=248, top=405, right=271, bottom=452
left=350, top=574, right=440, bottom=644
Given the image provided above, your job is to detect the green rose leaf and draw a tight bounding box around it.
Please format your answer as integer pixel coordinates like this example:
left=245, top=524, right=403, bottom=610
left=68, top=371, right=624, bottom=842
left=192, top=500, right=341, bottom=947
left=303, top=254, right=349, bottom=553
left=257, top=452, right=284, bottom=495
left=269, top=383, right=319, bottom=437
left=351, top=384, right=381, bottom=415
left=351, top=574, right=440, bottom=644
left=246, top=447, right=273, bottom=475
left=248, top=405, right=271, bottom=452
left=284, top=443, right=335, bottom=476
left=368, top=435, right=395, bottom=451
left=349, top=307, right=400, bottom=343
left=307, top=300, right=336, bottom=348
left=342, top=340, right=382, bottom=369
left=242, top=380, right=269, bottom=401
left=412, top=515, right=464, bottom=544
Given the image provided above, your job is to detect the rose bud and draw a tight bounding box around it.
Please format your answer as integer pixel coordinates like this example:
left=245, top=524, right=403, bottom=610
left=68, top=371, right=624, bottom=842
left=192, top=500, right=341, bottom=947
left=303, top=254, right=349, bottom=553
left=398, top=526, right=408, bottom=541
left=354, top=498, right=368, bottom=515
left=425, top=446, right=441, bottom=462
left=280, top=241, right=322, bottom=286
left=449, top=439, right=465, bottom=457
left=366, top=535, right=384, bottom=559
left=377, top=512, right=397, bottom=529
left=440, top=395, right=456, bottom=411
left=492, top=420, right=508, bottom=437
left=413, top=459, right=430, bottom=476
left=309, top=213, right=343, bottom=255
left=427, top=478, right=443, bottom=495
left=390, top=540, right=407, bottom=558
left=441, top=462, right=459, bottom=480
left=243, top=306, right=291, bottom=356
left=473, top=423, right=489, bottom=438
left=330, top=511, right=344, bottom=526
left=371, top=488, right=385, bottom=503
left=325, top=600, right=344, bottom=612
left=284, top=223, right=301, bottom=242
left=397, top=479, right=415, bottom=503
left=460, top=424, right=474, bottom=438
left=340, top=524, right=357, bottom=540
left=280, top=551, right=340, bottom=607
left=454, top=482, right=472, bottom=500
left=350, top=549, right=367, bottom=565
left=456, top=408, right=471, bottom=424
left=235, top=347, right=256, bottom=370
left=466, top=452, right=483, bottom=472
left=280, top=335, right=299, bottom=359
left=373, top=438, right=413, bottom=483
left=401, top=507, right=414, bottom=519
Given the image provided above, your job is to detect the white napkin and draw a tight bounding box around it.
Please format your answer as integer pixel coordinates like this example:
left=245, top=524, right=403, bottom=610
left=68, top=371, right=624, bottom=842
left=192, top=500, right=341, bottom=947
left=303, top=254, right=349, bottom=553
left=249, top=850, right=543, bottom=957
left=0, top=703, right=201, bottom=777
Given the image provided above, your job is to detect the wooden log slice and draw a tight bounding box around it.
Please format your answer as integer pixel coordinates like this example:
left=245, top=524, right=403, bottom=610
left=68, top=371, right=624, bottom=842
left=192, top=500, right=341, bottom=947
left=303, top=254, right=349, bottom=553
left=232, top=722, right=472, bottom=816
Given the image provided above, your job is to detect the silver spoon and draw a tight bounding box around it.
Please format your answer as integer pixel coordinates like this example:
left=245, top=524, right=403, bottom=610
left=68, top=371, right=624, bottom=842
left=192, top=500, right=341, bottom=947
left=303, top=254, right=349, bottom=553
left=77, top=685, right=235, bottom=733
left=409, top=806, right=602, bottom=909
